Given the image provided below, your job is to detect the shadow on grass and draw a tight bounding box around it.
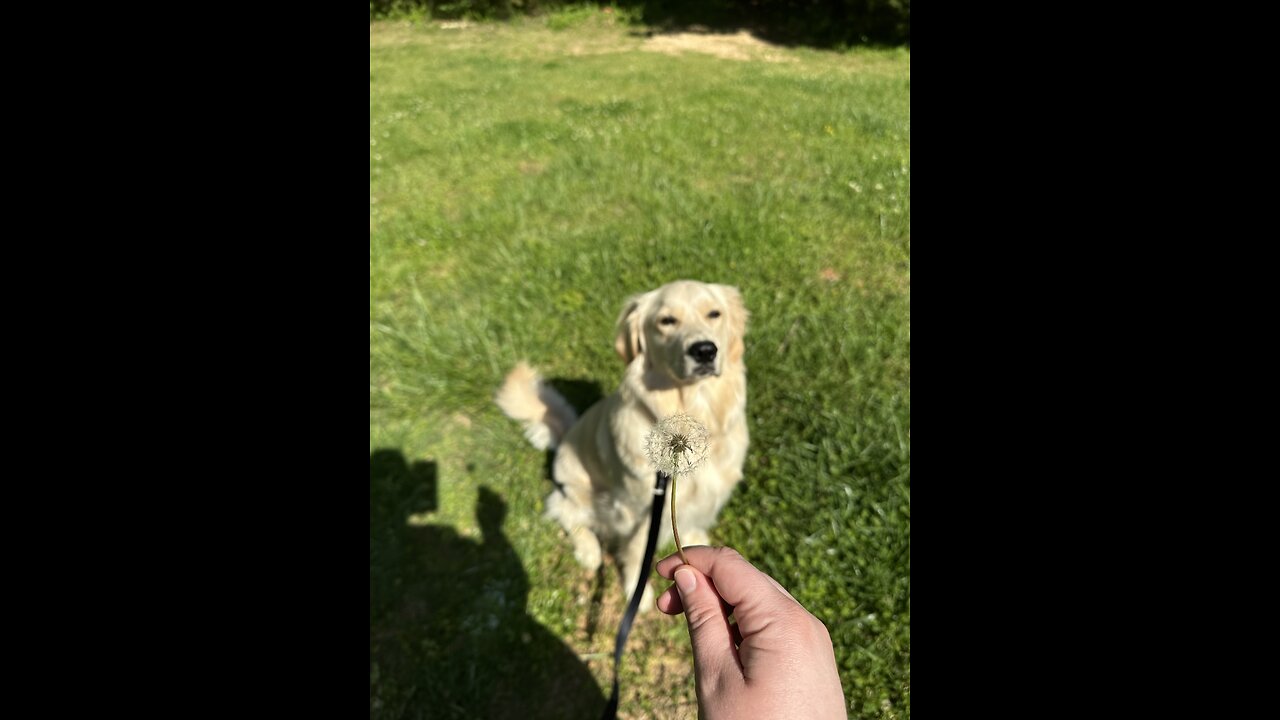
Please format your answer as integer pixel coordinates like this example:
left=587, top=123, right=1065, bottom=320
left=618, top=0, right=910, bottom=49
left=541, top=378, right=604, bottom=492
left=370, top=449, right=605, bottom=720
left=546, top=377, right=605, bottom=416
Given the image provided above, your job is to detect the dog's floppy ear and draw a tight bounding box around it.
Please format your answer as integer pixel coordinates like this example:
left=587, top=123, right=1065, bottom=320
left=716, top=284, right=749, bottom=362
left=614, top=292, right=650, bottom=363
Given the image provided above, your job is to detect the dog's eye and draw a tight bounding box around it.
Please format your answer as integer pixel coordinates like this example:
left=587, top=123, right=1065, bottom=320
left=659, top=316, right=678, bottom=326
left=708, top=310, right=721, bottom=319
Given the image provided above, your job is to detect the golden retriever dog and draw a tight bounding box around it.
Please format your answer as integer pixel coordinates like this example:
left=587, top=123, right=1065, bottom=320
left=496, top=280, right=749, bottom=609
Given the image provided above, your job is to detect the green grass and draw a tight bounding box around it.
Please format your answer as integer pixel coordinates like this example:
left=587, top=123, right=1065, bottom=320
left=371, top=11, right=909, bottom=719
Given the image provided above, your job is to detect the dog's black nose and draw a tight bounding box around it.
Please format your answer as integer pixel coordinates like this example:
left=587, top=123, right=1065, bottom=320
left=688, top=341, right=717, bottom=364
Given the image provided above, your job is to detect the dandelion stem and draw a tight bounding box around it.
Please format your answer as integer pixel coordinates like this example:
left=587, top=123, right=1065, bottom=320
left=669, top=470, right=689, bottom=566
left=644, top=413, right=708, bottom=568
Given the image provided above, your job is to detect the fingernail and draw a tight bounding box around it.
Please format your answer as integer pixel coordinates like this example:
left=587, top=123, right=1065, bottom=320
left=674, top=567, right=696, bottom=595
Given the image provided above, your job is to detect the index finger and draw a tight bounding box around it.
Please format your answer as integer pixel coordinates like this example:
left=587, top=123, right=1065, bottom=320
left=656, top=546, right=797, bottom=613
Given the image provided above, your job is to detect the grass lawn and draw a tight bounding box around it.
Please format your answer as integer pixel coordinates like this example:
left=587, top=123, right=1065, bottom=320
left=370, top=10, right=909, bottom=719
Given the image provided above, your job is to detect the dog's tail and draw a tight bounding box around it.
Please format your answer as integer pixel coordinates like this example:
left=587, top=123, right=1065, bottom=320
left=495, top=362, right=578, bottom=450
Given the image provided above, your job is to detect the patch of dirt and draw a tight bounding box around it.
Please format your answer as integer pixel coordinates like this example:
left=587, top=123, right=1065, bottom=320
left=519, top=160, right=548, bottom=175
left=642, top=30, right=793, bottom=63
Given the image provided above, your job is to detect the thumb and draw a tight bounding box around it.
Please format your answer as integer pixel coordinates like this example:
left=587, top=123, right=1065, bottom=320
left=672, top=565, right=742, bottom=686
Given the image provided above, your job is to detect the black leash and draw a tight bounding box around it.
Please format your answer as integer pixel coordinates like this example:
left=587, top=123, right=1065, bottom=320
left=599, top=470, right=670, bottom=720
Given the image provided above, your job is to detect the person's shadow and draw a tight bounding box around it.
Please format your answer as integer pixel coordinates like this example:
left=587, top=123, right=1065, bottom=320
left=370, top=449, right=605, bottom=720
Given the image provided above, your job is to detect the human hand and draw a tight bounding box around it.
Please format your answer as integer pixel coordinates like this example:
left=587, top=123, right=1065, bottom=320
left=656, top=546, right=847, bottom=720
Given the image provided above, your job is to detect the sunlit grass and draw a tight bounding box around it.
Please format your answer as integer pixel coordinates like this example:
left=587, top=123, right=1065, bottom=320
left=371, top=12, right=908, bottom=719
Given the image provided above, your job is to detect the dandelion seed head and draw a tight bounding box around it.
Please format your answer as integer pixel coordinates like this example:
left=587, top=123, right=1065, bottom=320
left=644, top=413, right=710, bottom=475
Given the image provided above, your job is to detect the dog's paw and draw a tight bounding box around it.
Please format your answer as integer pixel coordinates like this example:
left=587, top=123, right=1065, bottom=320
left=639, top=582, right=655, bottom=612
left=572, top=533, right=603, bottom=571
left=682, top=529, right=711, bottom=548
left=626, top=581, right=655, bottom=613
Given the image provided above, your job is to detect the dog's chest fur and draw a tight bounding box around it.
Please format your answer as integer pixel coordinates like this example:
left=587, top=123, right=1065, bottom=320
left=602, top=357, right=748, bottom=509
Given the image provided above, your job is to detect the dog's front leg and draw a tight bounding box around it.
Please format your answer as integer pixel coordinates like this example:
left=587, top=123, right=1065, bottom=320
left=618, top=520, right=656, bottom=612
